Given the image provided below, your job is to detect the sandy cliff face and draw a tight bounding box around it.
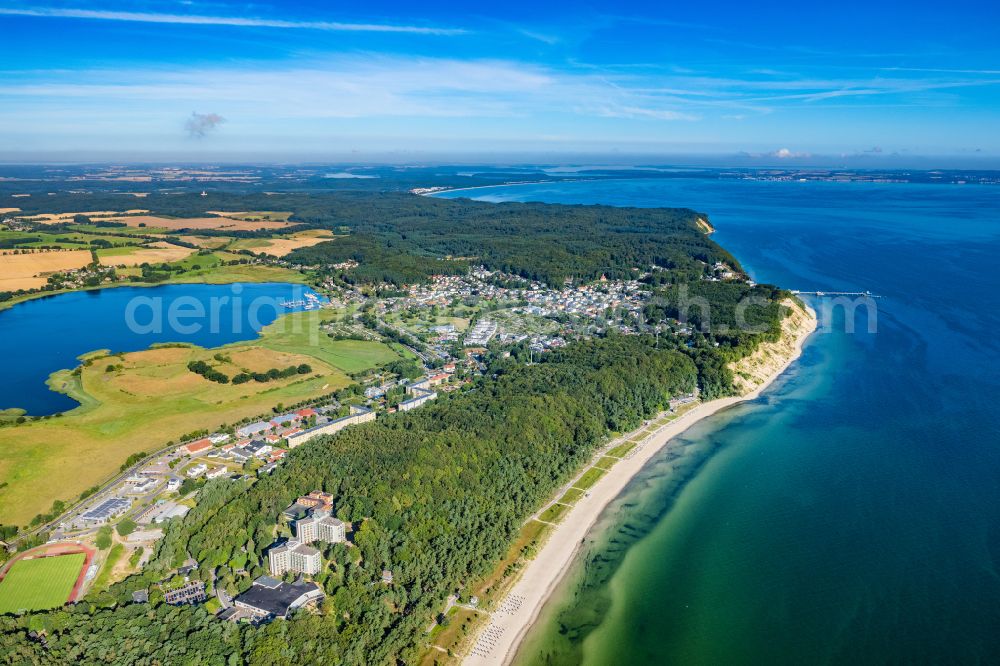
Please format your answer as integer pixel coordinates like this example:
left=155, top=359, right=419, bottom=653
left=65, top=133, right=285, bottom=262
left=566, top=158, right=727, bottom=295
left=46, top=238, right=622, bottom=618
left=729, top=299, right=817, bottom=395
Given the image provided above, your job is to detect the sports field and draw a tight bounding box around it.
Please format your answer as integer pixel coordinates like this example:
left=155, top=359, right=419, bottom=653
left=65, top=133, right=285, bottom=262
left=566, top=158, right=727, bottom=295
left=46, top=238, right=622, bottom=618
left=0, top=552, right=85, bottom=613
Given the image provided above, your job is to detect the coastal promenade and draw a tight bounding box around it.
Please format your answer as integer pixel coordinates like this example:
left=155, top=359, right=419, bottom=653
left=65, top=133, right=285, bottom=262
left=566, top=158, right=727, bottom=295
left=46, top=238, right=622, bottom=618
left=462, top=302, right=817, bottom=666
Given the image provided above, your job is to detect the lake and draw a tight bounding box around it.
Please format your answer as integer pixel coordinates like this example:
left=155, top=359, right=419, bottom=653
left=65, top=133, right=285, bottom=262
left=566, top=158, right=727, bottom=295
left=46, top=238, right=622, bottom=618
left=437, top=179, right=1000, bottom=664
left=0, top=282, right=323, bottom=416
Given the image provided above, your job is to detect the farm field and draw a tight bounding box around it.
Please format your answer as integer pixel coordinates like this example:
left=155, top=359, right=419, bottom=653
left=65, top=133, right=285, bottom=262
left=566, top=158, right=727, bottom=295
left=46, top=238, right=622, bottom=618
left=97, top=243, right=196, bottom=267
left=109, top=215, right=290, bottom=231
left=230, top=229, right=335, bottom=257
left=0, top=312, right=402, bottom=526
left=177, top=235, right=233, bottom=249
left=206, top=210, right=292, bottom=221
left=160, top=263, right=308, bottom=285
left=29, top=210, right=149, bottom=224
left=0, top=249, right=92, bottom=291
left=0, top=552, right=85, bottom=614
left=67, top=223, right=163, bottom=237
left=0, top=229, right=144, bottom=250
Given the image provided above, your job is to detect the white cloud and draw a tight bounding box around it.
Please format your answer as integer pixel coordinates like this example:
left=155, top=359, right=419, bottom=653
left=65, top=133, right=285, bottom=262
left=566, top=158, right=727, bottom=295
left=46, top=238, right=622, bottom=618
left=769, top=148, right=810, bottom=158
left=0, top=7, right=465, bottom=35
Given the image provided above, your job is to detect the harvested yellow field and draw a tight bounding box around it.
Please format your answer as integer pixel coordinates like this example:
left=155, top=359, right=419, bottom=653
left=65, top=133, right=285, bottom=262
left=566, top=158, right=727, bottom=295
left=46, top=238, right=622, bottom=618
left=251, top=230, right=335, bottom=257
left=97, top=243, right=195, bottom=267
left=0, top=249, right=92, bottom=291
left=0, top=208, right=20, bottom=214
left=222, top=347, right=312, bottom=373
left=110, top=348, right=208, bottom=398
left=110, top=346, right=323, bottom=400
left=112, top=215, right=290, bottom=231
left=32, top=210, right=149, bottom=223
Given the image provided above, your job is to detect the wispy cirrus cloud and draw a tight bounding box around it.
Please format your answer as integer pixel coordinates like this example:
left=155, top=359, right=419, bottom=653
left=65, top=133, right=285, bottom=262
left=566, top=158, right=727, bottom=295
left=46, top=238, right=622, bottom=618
left=2, top=52, right=998, bottom=155
left=881, top=66, right=1000, bottom=75
left=0, top=56, right=698, bottom=122
left=595, top=105, right=699, bottom=121
left=0, top=6, right=466, bottom=35
left=4, top=55, right=996, bottom=127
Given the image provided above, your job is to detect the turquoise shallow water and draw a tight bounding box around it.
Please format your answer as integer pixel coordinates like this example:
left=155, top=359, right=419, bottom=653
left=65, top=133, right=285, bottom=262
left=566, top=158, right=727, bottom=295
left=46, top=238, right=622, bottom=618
left=437, top=179, right=1000, bottom=664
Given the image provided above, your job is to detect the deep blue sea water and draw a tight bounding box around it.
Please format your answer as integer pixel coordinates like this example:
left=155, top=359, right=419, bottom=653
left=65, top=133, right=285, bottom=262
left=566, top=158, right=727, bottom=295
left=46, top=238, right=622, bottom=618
left=437, top=179, right=1000, bottom=664
left=0, top=282, right=321, bottom=416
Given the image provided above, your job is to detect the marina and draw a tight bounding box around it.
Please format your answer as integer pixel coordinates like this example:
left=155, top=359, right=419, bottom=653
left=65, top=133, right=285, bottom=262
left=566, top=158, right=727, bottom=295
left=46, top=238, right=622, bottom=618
left=279, top=292, right=324, bottom=309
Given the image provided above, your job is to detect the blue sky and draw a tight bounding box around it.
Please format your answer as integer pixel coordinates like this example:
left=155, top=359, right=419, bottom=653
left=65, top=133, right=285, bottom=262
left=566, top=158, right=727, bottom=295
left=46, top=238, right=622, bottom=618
left=1, top=0, right=999, bottom=164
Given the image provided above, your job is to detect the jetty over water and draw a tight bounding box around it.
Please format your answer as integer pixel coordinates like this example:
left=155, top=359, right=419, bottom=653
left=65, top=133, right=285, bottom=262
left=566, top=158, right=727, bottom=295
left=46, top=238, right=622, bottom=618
left=791, top=290, right=882, bottom=299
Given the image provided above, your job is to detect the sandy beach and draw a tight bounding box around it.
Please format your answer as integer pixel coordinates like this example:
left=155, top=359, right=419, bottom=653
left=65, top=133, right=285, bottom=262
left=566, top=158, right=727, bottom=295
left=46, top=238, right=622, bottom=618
left=462, top=301, right=818, bottom=666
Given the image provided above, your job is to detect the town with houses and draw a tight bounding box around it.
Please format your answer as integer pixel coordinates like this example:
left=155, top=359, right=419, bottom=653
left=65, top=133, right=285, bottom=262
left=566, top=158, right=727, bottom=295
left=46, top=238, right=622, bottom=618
left=13, top=259, right=724, bottom=626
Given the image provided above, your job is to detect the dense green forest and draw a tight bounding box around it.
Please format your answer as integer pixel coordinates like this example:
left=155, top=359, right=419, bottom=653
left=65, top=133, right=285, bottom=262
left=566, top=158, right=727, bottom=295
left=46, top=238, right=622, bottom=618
left=2, top=190, right=737, bottom=286
left=0, top=335, right=697, bottom=664
left=644, top=281, right=793, bottom=399
left=285, top=192, right=734, bottom=285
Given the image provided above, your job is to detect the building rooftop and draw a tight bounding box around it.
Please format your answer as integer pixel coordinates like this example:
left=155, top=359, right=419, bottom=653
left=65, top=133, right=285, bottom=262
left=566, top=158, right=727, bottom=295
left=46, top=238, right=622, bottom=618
left=254, top=575, right=282, bottom=589
left=80, top=497, right=131, bottom=521
left=281, top=503, right=311, bottom=520
left=234, top=579, right=324, bottom=619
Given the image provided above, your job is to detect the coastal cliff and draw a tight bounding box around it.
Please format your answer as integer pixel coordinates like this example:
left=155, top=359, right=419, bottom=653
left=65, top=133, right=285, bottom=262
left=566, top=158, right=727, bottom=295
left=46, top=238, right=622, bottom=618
left=730, top=298, right=817, bottom=395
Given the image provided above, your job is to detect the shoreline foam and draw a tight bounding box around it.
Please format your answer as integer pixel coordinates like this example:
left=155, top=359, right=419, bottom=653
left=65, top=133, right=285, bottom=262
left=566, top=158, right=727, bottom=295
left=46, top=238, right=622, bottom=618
left=462, top=300, right=818, bottom=666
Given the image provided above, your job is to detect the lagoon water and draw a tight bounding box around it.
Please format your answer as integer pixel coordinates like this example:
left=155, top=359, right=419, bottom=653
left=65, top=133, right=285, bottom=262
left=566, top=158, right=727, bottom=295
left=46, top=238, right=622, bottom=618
left=437, top=180, right=1000, bottom=663
left=0, top=282, right=319, bottom=416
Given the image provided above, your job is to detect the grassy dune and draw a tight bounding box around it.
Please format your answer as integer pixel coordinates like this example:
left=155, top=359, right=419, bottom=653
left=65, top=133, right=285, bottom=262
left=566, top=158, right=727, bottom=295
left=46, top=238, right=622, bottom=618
left=0, top=310, right=400, bottom=526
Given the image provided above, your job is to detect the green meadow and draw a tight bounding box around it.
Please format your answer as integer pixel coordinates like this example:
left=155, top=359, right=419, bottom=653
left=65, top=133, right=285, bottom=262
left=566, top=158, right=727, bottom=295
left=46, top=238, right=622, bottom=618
left=0, top=553, right=85, bottom=614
